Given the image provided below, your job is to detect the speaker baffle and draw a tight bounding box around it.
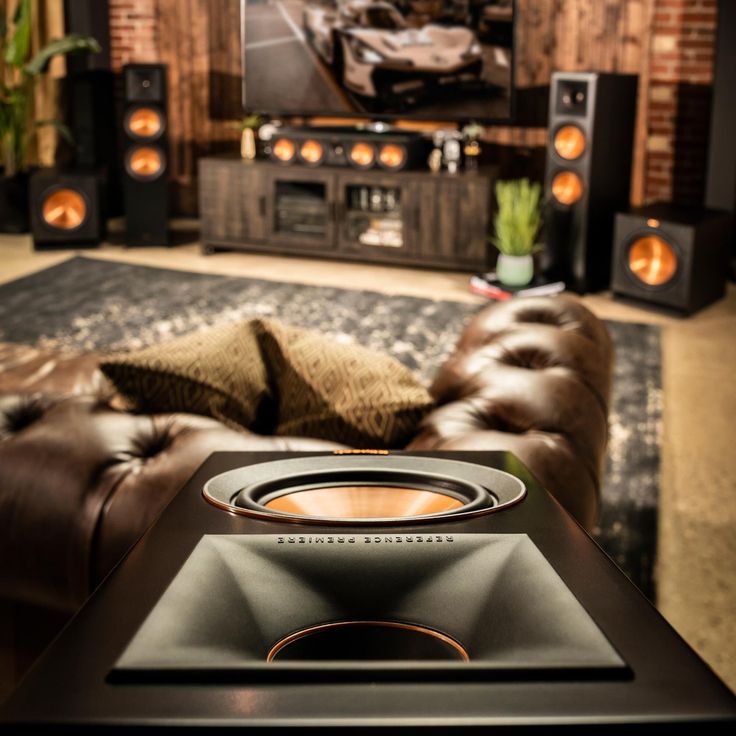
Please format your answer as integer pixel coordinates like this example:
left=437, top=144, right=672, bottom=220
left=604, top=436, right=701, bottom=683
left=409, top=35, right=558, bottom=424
left=203, top=455, right=526, bottom=524
left=627, top=235, right=678, bottom=287
left=41, top=188, right=88, bottom=231
left=267, top=621, right=469, bottom=663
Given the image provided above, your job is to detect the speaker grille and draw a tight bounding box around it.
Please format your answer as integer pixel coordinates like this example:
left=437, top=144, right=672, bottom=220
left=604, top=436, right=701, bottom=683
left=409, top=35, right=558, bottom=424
left=41, top=188, right=88, bottom=230
left=627, top=235, right=678, bottom=286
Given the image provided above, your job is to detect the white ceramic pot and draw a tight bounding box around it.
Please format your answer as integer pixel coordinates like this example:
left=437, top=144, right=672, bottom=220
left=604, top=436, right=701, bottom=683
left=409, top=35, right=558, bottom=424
left=496, top=254, right=534, bottom=287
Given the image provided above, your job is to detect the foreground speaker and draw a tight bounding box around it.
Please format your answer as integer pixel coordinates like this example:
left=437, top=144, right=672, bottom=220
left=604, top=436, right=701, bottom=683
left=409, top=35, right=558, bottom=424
left=122, top=63, right=169, bottom=246
left=29, top=169, right=104, bottom=249
left=1, top=451, right=734, bottom=730
left=611, top=202, right=731, bottom=313
left=266, top=128, right=430, bottom=171
left=543, top=71, right=638, bottom=293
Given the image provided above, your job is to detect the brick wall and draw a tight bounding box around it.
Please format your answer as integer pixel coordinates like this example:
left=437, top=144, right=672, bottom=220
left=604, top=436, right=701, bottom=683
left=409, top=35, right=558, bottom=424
left=646, top=0, right=718, bottom=204
left=109, top=0, right=159, bottom=71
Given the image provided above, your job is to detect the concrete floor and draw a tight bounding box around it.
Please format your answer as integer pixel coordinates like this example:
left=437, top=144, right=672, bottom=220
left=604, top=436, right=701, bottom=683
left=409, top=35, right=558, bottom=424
left=1, top=229, right=735, bottom=693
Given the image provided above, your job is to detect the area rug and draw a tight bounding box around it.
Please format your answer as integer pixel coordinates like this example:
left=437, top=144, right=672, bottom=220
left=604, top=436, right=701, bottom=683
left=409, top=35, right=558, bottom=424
left=0, top=256, right=661, bottom=599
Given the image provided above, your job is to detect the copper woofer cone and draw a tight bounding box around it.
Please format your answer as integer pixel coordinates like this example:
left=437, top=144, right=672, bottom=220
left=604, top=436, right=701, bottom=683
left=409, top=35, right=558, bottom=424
left=41, top=189, right=87, bottom=230
left=126, top=106, right=164, bottom=139
left=126, top=146, right=165, bottom=179
left=263, top=485, right=464, bottom=518
left=203, top=456, right=526, bottom=525
left=267, top=621, right=469, bottom=663
left=628, top=235, right=678, bottom=286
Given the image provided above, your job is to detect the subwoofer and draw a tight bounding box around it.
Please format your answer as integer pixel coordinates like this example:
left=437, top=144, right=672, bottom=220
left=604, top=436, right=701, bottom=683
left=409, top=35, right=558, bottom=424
left=542, top=72, right=638, bottom=293
left=2, top=451, right=735, bottom=730
left=611, top=202, right=732, bottom=314
left=122, top=63, right=168, bottom=246
left=29, top=169, right=104, bottom=249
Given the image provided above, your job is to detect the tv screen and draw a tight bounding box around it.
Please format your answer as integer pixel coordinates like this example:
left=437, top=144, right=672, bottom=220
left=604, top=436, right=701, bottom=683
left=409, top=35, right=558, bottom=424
left=241, top=0, right=515, bottom=122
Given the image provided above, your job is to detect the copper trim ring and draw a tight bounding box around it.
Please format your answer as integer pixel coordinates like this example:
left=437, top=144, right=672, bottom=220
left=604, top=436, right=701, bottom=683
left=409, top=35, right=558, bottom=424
left=266, top=620, right=470, bottom=663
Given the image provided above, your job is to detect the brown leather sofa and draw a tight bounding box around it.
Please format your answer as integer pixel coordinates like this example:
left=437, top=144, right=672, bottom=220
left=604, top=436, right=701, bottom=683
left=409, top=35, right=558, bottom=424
left=0, top=295, right=612, bottom=693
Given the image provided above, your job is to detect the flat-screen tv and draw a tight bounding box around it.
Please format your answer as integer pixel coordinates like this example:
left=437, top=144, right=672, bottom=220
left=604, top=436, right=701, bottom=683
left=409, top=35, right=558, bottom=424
left=241, top=0, right=515, bottom=122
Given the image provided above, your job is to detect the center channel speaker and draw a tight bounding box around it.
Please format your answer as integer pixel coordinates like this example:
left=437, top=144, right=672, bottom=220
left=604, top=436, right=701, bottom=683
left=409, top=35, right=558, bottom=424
left=542, top=72, right=638, bottom=293
left=122, top=63, right=169, bottom=246
left=266, top=128, right=430, bottom=171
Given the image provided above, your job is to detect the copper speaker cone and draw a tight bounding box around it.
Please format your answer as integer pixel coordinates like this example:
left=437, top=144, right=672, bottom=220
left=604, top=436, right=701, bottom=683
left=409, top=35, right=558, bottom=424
left=127, top=107, right=163, bottom=139
left=272, top=137, right=296, bottom=163
left=299, top=139, right=325, bottom=165
left=128, top=146, right=164, bottom=178
left=553, top=125, right=586, bottom=160
left=267, top=620, right=469, bottom=663
left=349, top=142, right=376, bottom=168
left=628, top=235, right=678, bottom=286
left=378, top=143, right=406, bottom=169
left=263, top=485, right=464, bottom=519
left=552, top=171, right=584, bottom=205
left=41, top=189, right=87, bottom=230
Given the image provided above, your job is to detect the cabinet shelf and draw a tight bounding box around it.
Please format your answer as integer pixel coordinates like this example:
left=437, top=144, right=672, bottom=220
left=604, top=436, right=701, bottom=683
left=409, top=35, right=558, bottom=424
left=199, top=155, right=495, bottom=270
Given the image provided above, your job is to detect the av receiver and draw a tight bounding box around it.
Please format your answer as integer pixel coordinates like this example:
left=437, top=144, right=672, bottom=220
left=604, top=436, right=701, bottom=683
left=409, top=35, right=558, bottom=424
left=1, top=451, right=734, bottom=731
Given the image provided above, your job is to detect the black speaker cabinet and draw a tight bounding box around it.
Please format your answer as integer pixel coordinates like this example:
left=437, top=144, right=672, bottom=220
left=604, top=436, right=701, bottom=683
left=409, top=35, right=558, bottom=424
left=122, top=63, right=168, bottom=246
left=542, top=71, right=638, bottom=293
left=1, top=451, right=734, bottom=731
left=29, top=169, right=105, bottom=249
left=612, top=202, right=732, bottom=314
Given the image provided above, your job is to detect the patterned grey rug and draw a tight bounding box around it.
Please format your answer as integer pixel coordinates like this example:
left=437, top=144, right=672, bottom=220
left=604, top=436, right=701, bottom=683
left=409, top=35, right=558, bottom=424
left=0, top=256, right=661, bottom=599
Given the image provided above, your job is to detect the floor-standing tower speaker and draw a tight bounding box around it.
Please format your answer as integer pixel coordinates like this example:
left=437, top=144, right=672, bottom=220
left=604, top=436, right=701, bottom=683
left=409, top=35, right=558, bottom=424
left=122, top=64, right=169, bottom=246
left=542, top=72, right=638, bottom=293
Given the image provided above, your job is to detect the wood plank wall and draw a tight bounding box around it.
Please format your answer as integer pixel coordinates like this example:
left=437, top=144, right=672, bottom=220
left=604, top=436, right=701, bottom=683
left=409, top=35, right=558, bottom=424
left=153, top=0, right=654, bottom=214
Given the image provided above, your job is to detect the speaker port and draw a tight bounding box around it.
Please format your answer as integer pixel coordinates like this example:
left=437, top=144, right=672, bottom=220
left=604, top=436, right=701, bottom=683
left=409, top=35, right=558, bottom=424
left=267, top=621, right=469, bottom=663
left=42, top=189, right=87, bottom=230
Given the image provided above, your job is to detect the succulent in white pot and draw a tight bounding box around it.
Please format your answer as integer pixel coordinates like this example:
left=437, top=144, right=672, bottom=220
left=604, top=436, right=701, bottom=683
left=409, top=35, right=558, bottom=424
left=490, top=178, right=543, bottom=287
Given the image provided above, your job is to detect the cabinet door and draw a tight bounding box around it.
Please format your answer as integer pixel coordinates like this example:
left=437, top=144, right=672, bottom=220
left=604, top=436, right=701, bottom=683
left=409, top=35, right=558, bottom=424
left=199, top=159, right=267, bottom=243
left=434, top=176, right=491, bottom=268
left=336, top=171, right=415, bottom=260
left=265, top=168, right=337, bottom=251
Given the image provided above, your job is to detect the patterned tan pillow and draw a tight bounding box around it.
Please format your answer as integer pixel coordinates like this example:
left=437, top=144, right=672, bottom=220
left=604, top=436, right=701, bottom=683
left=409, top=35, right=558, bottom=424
left=100, top=318, right=433, bottom=448
left=100, top=322, right=269, bottom=430
left=253, top=320, right=433, bottom=448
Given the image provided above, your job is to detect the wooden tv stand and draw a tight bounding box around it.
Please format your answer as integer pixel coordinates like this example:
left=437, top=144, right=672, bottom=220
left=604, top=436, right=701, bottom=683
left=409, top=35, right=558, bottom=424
left=199, top=155, right=496, bottom=271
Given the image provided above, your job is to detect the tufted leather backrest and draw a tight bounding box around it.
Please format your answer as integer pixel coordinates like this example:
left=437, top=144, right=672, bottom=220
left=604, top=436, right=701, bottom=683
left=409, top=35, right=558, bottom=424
left=408, top=296, right=613, bottom=529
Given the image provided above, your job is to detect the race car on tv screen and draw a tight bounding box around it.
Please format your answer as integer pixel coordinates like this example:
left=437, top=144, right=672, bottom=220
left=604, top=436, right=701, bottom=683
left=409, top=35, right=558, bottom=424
left=302, top=0, right=484, bottom=104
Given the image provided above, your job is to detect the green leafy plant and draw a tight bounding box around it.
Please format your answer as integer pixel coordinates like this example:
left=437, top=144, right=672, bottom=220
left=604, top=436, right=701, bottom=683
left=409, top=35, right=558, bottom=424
left=0, top=0, right=100, bottom=177
left=228, top=113, right=264, bottom=132
left=491, top=178, right=543, bottom=257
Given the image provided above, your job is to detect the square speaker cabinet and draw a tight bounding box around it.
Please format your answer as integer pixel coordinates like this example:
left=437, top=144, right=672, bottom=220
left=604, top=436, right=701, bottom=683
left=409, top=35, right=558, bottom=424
left=611, top=202, right=732, bottom=314
left=30, top=169, right=105, bottom=249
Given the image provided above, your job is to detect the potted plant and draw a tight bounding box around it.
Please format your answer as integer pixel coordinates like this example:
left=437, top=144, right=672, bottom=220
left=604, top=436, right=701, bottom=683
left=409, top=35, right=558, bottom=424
left=490, top=178, right=542, bottom=287
left=229, top=113, right=264, bottom=162
left=1, top=0, right=99, bottom=232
